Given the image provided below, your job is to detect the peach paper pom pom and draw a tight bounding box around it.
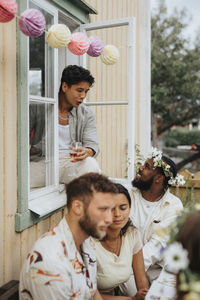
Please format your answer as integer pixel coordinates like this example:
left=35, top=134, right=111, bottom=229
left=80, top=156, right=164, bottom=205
left=68, top=32, right=90, bottom=55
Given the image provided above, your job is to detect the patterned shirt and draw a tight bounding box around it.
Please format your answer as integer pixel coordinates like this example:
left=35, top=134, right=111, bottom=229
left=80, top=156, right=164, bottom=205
left=20, top=217, right=97, bottom=300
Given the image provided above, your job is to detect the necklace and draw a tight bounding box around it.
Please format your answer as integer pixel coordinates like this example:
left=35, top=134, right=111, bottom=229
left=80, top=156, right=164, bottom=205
left=59, top=114, right=69, bottom=121
left=142, top=190, right=165, bottom=203
left=103, top=235, right=121, bottom=257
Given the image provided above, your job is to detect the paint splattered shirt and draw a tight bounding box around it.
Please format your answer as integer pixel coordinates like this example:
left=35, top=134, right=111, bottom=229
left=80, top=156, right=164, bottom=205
left=19, top=217, right=97, bottom=300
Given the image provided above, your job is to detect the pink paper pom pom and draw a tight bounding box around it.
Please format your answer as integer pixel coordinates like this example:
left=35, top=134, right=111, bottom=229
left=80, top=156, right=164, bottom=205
left=87, top=36, right=104, bottom=57
left=68, top=32, right=90, bottom=55
left=0, top=0, right=17, bottom=23
left=18, top=8, right=46, bottom=37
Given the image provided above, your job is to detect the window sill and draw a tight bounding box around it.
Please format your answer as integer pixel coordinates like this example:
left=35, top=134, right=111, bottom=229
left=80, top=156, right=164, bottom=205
left=15, top=189, right=66, bottom=232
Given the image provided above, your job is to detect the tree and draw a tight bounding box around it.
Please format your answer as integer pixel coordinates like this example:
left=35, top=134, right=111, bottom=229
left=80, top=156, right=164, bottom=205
left=151, top=0, right=200, bottom=141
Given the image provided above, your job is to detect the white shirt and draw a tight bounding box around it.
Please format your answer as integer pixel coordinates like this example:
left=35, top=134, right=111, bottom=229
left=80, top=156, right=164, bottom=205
left=129, top=187, right=183, bottom=282
left=93, top=227, right=142, bottom=294
left=59, top=124, right=71, bottom=154
left=135, top=196, right=160, bottom=238
left=20, top=218, right=97, bottom=300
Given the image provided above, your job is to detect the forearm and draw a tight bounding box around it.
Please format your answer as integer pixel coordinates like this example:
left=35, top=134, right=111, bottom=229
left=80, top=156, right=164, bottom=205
left=132, top=250, right=149, bottom=290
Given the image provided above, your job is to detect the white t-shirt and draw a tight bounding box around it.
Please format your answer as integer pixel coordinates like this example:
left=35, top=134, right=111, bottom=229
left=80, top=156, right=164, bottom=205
left=136, top=197, right=158, bottom=238
left=59, top=124, right=71, bottom=154
left=93, top=226, right=142, bottom=294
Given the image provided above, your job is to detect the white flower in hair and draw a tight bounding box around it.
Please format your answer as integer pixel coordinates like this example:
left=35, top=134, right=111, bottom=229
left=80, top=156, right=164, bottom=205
left=176, top=174, right=185, bottom=185
left=163, top=242, right=189, bottom=274
left=169, top=174, right=185, bottom=186
left=151, top=147, right=162, bottom=162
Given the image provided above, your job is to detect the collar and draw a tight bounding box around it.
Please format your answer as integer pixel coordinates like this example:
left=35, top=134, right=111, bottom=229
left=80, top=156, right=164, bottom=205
left=69, top=106, right=77, bottom=117
left=62, top=218, right=96, bottom=263
left=133, top=187, right=170, bottom=206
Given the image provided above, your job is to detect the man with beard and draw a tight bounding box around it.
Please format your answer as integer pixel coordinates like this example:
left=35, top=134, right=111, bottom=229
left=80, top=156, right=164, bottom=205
left=20, top=173, right=118, bottom=300
left=119, top=149, right=184, bottom=296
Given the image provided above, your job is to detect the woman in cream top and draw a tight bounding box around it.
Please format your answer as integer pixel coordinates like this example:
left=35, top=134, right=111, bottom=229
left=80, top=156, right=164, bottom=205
left=93, top=184, right=149, bottom=300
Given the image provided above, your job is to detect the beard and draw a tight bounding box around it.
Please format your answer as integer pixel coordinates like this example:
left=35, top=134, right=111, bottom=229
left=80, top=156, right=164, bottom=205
left=132, top=175, right=154, bottom=191
left=79, top=209, right=106, bottom=240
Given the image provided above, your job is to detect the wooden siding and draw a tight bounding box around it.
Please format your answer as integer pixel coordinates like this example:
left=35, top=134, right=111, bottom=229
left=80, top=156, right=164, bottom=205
left=0, top=0, right=150, bottom=285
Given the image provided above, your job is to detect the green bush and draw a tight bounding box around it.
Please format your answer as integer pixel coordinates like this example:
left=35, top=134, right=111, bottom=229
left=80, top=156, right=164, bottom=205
left=163, top=129, right=200, bottom=147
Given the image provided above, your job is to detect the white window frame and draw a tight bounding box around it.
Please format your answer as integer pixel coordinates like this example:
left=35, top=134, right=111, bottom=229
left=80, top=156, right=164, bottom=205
left=80, top=17, right=136, bottom=181
left=28, top=0, right=63, bottom=216
left=16, top=0, right=99, bottom=232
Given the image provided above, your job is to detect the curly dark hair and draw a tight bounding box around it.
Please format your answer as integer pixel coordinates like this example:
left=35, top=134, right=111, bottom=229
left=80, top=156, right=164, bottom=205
left=66, top=172, right=118, bottom=209
left=59, top=65, right=95, bottom=92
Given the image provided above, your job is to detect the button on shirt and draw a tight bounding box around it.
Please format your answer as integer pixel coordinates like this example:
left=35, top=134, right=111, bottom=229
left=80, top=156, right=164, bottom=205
left=20, top=218, right=97, bottom=300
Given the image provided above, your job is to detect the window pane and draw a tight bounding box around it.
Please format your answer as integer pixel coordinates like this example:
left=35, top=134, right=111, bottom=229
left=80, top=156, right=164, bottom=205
left=29, top=102, right=55, bottom=190
left=29, top=1, right=54, bottom=97
left=87, top=25, right=129, bottom=179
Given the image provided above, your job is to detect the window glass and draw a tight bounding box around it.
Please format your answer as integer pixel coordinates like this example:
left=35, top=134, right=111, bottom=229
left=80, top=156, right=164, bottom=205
left=29, top=101, right=54, bottom=191
left=29, top=2, right=54, bottom=97
left=84, top=24, right=131, bottom=179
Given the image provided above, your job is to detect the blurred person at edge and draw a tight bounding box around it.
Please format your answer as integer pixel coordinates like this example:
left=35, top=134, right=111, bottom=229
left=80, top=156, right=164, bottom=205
left=176, top=211, right=200, bottom=300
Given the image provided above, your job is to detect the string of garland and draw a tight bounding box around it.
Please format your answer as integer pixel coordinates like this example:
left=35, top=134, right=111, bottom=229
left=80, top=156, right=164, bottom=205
left=0, top=0, right=120, bottom=65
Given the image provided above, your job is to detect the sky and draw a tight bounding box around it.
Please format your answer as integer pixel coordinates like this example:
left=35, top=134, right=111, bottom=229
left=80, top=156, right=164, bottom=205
left=151, top=0, right=200, bottom=44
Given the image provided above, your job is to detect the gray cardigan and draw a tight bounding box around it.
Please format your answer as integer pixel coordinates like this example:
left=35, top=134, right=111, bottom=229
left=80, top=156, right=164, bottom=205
left=68, top=104, right=99, bottom=157
left=30, top=103, right=99, bottom=158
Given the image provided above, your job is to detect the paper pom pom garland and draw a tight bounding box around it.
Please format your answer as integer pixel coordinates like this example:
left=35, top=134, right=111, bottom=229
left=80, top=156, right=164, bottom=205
left=100, top=45, right=120, bottom=65
left=0, top=4, right=120, bottom=65
left=0, top=0, right=17, bottom=23
left=68, top=32, right=90, bottom=55
left=18, top=8, right=46, bottom=37
left=46, top=24, right=71, bottom=49
left=87, top=36, right=104, bottom=57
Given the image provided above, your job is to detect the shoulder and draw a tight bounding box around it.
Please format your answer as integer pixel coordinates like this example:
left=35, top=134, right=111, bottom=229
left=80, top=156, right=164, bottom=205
left=78, top=104, right=94, bottom=116
left=29, top=219, right=70, bottom=263
left=124, top=226, right=142, bottom=254
left=125, top=226, right=141, bottom=241
left=129, top=187, right=140, bottom=204
left=162, top=189, right=183, bottom=209
left=129, top=186, right=139, bottom=196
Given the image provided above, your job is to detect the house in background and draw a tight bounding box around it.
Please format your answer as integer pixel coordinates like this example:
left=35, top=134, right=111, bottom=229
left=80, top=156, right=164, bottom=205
left=0, top=0, right=150, bottom=285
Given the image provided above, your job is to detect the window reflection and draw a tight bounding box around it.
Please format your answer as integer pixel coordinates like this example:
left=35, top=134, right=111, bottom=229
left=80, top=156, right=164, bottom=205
left=29, top=1, right=54, bottom=97
left=29, top=102, right=54, bottom=190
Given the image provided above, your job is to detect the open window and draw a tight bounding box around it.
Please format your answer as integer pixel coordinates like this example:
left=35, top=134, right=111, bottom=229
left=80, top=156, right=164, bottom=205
left=81, top=18, right=136, bottom=182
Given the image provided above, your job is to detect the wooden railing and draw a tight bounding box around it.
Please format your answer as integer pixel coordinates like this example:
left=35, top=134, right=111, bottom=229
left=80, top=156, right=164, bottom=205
left=170, top=170, right=200, bottom=204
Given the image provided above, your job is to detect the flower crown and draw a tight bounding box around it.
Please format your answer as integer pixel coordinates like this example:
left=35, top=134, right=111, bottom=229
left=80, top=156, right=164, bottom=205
left=161, top=205, right=200, bottom=299
left=147, top=147, right=186, bottom=186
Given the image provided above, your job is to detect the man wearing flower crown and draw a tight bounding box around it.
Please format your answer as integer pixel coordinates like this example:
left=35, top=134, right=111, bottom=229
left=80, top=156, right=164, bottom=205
left=119, top=148, right=184, bottom=296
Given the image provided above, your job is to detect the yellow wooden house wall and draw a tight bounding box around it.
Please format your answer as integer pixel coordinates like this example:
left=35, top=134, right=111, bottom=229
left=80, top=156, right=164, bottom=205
left=0, top=0, right=150, bottom=285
